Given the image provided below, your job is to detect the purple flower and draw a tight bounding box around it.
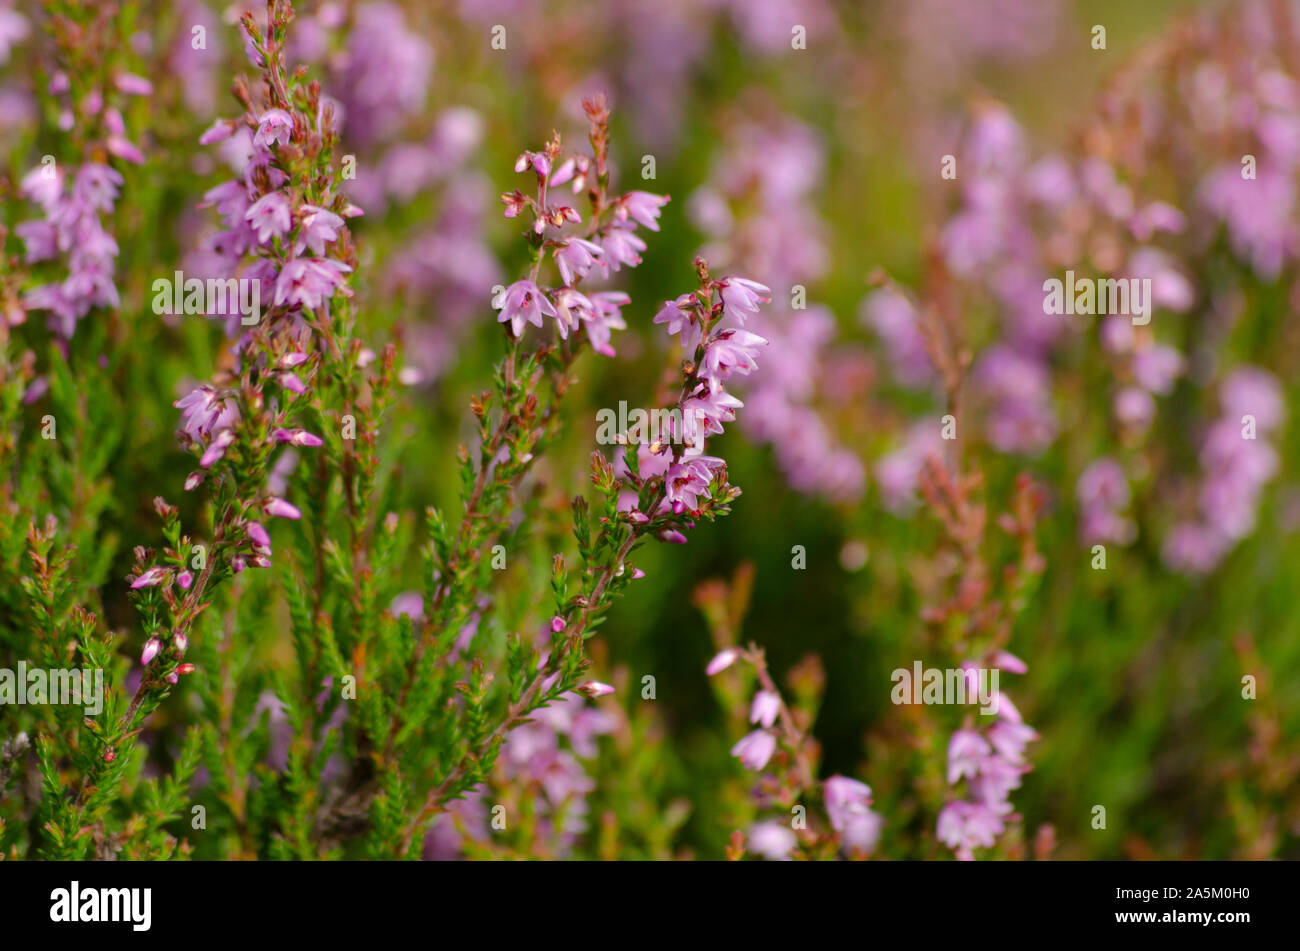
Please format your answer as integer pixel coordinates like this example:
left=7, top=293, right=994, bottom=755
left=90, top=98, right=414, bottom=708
left=174, top=385, right=239, bottom=441
left=254, top=108, right=293, bottom=149
left=747, top=820, right=796, bottom=860
left=264, top=497, right=302, bottom=520
left=937, top=800, right=1004, bottom=860
left=600, top=226, right=646, bottom=271
left=664, top=455, right=723, bottom=512
left=200, top=429, right=235, bottom=468
left=246, top=522, right=272, bottom=549
left=583, top=291, right=629, bottom=357
left=131, top=567, right=169, bottom=590
left=493, top=280, right=556, bottom=337
left=946, top=729, right=991, bottom=784
left=73, top=164, right=123, bottom=213
left=141, top=638, right=161, bottom=665
left=245, top=191, right=293, bottom=244
left=617, top=191, right=669, bottom=231
left=274, top=258, right=351, bottom=310
left=731, top=729, right=777, bottom=771
left=293, top=205, right=345, bottom=256
left=706, top=648, right=739, bottom=676
left=554, top=237, right=606, bottom=286
left=750, top=690, right=781, bottom=729
left=718, top=277, right=771, bottom=323
left=1132, top=344, right=1183, bottom=395
left=653, top=293, right=702, bottom=353
left=1220, top=367, right=1284, bottom=432
left=699, top=328, right=768, bottom=387
left=272, top=428, right=324, bottom=447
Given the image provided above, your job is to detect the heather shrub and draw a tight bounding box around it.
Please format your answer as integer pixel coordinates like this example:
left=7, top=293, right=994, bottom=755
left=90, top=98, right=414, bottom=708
left=0, top=0, right=1296, bottom=862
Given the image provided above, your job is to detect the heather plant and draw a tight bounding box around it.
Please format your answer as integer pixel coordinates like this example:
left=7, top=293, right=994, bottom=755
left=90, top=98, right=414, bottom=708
left=1, top=0, right=1299, bottom=866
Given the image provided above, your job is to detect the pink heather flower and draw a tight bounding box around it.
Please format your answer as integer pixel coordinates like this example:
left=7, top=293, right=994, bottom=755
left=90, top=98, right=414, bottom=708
left=947, top=729, right=991, bottom=784
left=583, top=292, right=629, bottom=357
left=576, top=681, right=615, bottom=699
left=1220, top=366, right=1284, bottom=432
left=174, top=633, right=189, bottom=653
left=113, top=72, right=153, bottom=96
left=74, top=164, right=123, bottom=213
left=750, top=690, right=781, bottom=729
left=202, top=181, right=249, bottom=228
left=991, top=651, right=1028, bottom=675
left=682, top=384, right=743, bottom=438
left=987, top=719, right=1038, bottom=764
left=600, top=227, right=646, bottom=271
left=245, top=191, right=293, bottom=244
left=554, top=237, right=606, bottom=286
left=1114, top=386, right=1155, bottom=431
left=279, top=372, right=307, bottom=394
left=748, top=820, right=796, bottom=860
left=274, top=258, right=351, bottom=310
left=617, top=191, right=669, bottom=231
left=246, top=522, right=272, bottom=549
left=199, top=119, right=236, bottom=146
left=493, top=280, right=556, bottom=337
left=177, top=571, right=194, bottom=591
left=664, top=456, right=723, bottom=512
left=937, top=801, right=1004, bottom=860
left=550, top=616, right=566, bottom=633
left=200, top=429, right=235, bottom=468
left=131, top=567, right=168, bottom=590
left=174, top=385, right=239, bottom=440
left=553, top=288, right=592, bottom=339
left=165, top=673, right=179, bottom=685
left=514, top=150, right=551, bottom=178
left=824, top=776, right=873, bottom=820
left=141, top=638, right=161, bottom=665
left=107, top=137, right=145, bottom=164
left=254, top=108, right=293, bottom=149
left=731, top=729, right=777, bottom=771
left=653, top=294, right=702, bottom=354
left=969, top=754, right=1027, bottom=807
left=272, top=428, right=324, bottom=447
left=823, top=776, right=881, bottom=851
left=719, top=277, right=771, bottom=323
left=706, top=648, right=739, bottom=676
left=699, top=328, right=768, bottom=387
left=294, top=205, right=345, bottom=256
left=264, top=497, right=302, bottom=519
left=1132, top=344, right=1183, bottom=395
left=15, top=221, right=57, bottom=263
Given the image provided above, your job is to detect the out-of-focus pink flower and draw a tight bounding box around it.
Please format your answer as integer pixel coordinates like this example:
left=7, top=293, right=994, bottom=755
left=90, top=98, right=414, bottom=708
left=731, top=729, right=777, bottom=771
left=749, top=690, right=781, bottom=728
left=706, top=648, right=739, bottom=676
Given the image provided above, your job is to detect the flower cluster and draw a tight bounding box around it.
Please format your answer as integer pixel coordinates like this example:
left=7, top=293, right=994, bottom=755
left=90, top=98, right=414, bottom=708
left=15, top=65, right=151, bottom=337
left=1164, top=368, right=1285, bottom=574
left=494, top=98, right=668, bottom=356
left=936, top=653, right=1037, bottom=861
left=610, top=264, right=770, bottom=541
